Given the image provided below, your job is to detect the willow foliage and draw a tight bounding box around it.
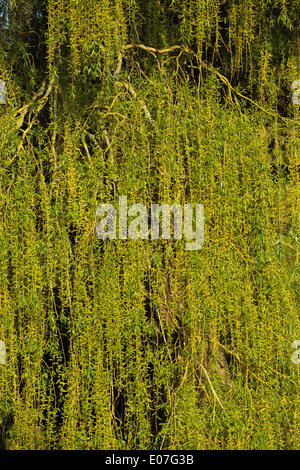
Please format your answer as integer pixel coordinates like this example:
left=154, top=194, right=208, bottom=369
left=0, top=0, right=300, bottom=450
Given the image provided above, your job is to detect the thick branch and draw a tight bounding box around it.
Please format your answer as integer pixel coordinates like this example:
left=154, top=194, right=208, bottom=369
left=8, top=76, right=56, bottom=165
left=14, top=78, right=48, bottom=120
left=122, top=44, right=183, bottom=55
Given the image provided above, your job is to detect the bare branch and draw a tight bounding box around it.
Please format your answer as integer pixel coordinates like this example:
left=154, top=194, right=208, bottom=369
left=103, top=129, right=115, bottom=165
left=115, top=80, right=157, bottom=131
left=200, top=364, right=227, bottom=413
left=14, top=78, right=48, bottom=119
left=114, top=52, right=123, bottom=80
left=123, top=44, right=183, bottom=55
left=8, top=76, right=56, bottom=165
left=81, top=133, right=92, bottom=163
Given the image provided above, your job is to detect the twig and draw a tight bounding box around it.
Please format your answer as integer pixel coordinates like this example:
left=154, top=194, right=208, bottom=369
left=113, top=52, right=123, bottom=80
left=200, top=364, right=226, bottom=413
left=114, top=80, right=157, bottom=131
left=102, top=129, right=114, bottom=164
left=81, top=133, right=92, bottom=163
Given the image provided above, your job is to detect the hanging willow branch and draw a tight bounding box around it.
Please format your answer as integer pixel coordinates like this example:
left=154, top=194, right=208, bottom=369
left=121, top=43, right=299, bottom=125
left=113, top=51, right=157, bottom=132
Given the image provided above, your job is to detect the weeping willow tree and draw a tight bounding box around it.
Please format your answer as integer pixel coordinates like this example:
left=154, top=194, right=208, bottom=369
left=0, top=0, right=300, bottom=450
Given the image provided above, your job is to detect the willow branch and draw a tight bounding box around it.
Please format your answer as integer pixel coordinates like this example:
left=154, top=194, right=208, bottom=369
left=81, top=133, right=92, bottom=163
left=113, top=48, right=158, bottom=131
left=200, top=364, right=226, bottom=413
left=114, top=80, right=157, bottom=131
left=122, top=43, right=299, bottom=124
left=102, top=129, right=115, bottom=165
left=122, top=44, right=183, bottom=55
left=14, top=78, right=47, bottom=120
left=9, top=76, right=56, bottom=164
left=113, top=52, right=123, bottom=80
left=51, top=81, right=59, bottom=170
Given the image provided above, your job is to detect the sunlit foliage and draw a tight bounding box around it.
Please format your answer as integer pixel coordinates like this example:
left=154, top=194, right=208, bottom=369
left=0, top=0, right=300, bottom=450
